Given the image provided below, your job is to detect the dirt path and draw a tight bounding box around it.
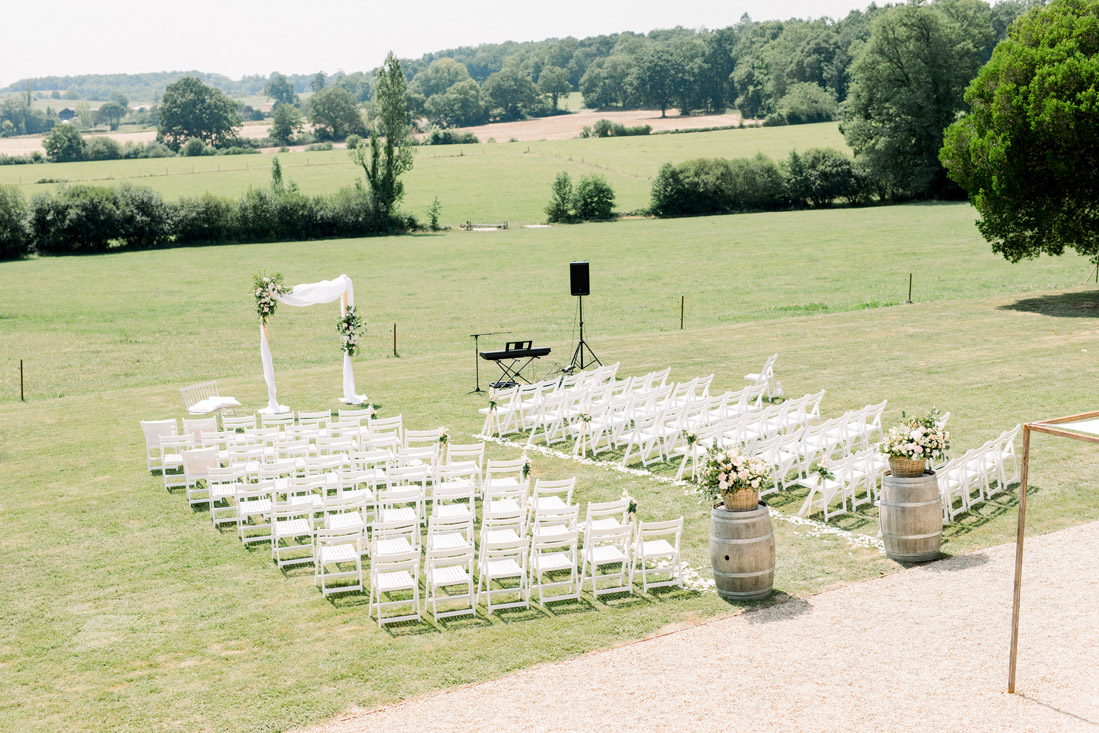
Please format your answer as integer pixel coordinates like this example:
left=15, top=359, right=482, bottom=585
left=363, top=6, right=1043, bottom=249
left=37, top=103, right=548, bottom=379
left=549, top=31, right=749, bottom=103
left=306, top=520, right=1099, bottom=732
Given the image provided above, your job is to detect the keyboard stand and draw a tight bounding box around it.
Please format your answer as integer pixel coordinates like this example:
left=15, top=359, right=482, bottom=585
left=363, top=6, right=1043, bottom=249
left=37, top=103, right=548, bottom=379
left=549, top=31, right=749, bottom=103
left=489, top=356, right=541, bottom=389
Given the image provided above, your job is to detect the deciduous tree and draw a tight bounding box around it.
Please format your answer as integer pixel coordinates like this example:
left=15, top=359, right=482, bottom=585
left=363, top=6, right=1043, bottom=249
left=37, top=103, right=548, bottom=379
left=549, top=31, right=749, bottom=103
left=350, top=52, right=414, bottom=217
left=157, top=77, right=241, bottom=149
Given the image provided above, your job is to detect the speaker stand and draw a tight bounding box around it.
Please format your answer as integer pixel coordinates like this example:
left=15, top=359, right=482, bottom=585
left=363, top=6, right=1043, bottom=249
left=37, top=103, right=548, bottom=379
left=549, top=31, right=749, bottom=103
left=568, top=295, right=601, bottom=373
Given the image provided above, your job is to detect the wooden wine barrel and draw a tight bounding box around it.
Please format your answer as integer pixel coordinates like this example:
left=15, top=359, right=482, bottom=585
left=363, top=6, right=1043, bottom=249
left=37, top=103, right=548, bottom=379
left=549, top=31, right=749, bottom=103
left=879, top=471, right=942, bottom=562
left=710, top=504, right=774, bottom=601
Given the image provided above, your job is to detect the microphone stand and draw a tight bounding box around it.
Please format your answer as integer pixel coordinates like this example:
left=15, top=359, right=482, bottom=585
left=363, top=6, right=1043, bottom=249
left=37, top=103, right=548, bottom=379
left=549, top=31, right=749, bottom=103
left=468, top=331, right=511, bottom=394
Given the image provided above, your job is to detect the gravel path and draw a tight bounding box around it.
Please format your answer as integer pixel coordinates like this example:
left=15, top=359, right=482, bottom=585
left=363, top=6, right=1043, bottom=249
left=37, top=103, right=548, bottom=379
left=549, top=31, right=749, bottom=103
left=308, top=521, right=1099, bottom=732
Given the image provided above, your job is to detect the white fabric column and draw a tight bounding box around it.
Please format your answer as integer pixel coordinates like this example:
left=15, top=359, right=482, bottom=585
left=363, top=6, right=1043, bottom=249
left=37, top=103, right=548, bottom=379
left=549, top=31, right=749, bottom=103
left=340, top=279, right=366, bottom=404
left=258, top=321, right=288, bottom=414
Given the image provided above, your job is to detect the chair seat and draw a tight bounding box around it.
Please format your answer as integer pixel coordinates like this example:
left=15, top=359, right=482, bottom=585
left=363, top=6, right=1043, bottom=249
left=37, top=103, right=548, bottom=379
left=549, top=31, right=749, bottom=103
left=589, top=546, right=627, bottom=565
left=532, top=496, right=567, bottom=512
left=533, top=525, right=571, bottom=540
left=534, top=553, right=574, bottom=573
left=375, top=537, right=414, bottom=556
left=484, top=529, right=520, bottom=545
left=430, top=565, right=471, bottom=586
left=485, top=558, right=524, bottom=578
left=326, top=512, right=364, bottom=531
left=210, top=482, right=240, bottom=499
left=290, top=495, right=323, bottom=510
left=588, top=518, right=622, bottom=531
left=429, top=532, right=470, bottom=550
left=381, top=507, right=419, bottom=523
left=319, top=543, right=358, bottom=565
left=487, top=498, right=521, bottom=514
left=376, top=569, right=415, bottom=592
left=436, top=504, right=472, bottom=520
left=275, top=518, right=311, bottom=536
left=640, top=539, right=676, bottom=558
left=238, top=498, right=272, bottom=517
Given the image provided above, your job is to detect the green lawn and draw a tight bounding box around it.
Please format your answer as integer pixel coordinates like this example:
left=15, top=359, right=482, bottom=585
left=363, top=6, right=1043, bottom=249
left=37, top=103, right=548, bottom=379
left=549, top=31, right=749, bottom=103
left=0, top=122, right=848, bottom=224
left=3, top=201, right=1099, bottom=731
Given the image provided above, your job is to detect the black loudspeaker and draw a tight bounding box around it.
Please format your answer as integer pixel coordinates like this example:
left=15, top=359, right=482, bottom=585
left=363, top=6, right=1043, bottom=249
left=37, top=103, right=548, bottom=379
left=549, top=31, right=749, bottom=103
left=570, top=261, right=590, bottom=296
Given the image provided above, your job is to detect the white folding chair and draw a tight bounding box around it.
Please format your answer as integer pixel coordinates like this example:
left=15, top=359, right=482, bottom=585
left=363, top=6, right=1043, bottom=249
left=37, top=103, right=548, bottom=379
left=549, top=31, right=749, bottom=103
left=529, top=530, right=581, bottom=605
left=630, top=518, right=684, bottom=592
left=314, top=526, right=364, bottom=596
left=235, top=480, right=274, bottom=546
left=369, top=550, right=421, bottom=626
left=222, top=414, right=257, bottom=432
left=141, top=419, right=178, bottom=473
left=528, top=477, right=575, bottom=524
left=580, top=523, right=633, bottom=598
left=271, top=500, right=315, bottom=568
left=297, top=410, right=331, bottom=428
left=208, top=465, right=245, bottom=528
left=478, top=537, right=530, bottom=612
left=159, top=434, right=194, bottom=491
left=181, top=446, right=219, bottom=509
left=425, top=546, right=476, bottom=621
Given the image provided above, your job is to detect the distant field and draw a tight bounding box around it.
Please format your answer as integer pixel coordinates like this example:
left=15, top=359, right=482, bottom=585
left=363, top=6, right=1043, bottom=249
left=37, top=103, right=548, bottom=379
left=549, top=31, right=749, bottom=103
left=0, top=122, right=849, bottom=223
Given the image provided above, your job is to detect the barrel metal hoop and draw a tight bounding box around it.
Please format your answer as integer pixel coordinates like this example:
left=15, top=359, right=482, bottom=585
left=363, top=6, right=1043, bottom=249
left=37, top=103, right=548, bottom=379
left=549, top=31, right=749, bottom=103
left=881, top=499, right=941, bottom=509
left=709, top=532, right=775, bottom=545
left=882, top=531, right=941, bottom=540
left=712, top=567, right=775, bottom=579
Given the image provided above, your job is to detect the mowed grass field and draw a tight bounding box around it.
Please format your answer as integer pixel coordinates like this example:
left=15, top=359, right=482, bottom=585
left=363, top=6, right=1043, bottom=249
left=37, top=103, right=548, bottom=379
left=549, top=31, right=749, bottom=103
left=0, top=122, right=847, bottom=224
left=4, top=196, right=1099, bottom=730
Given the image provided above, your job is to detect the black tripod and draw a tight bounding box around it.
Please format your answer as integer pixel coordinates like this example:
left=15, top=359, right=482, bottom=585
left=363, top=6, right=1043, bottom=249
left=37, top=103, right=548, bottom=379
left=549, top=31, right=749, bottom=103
left=568, top=295, right=601, bottom=372
left=469, top=330, right=511, bottom=393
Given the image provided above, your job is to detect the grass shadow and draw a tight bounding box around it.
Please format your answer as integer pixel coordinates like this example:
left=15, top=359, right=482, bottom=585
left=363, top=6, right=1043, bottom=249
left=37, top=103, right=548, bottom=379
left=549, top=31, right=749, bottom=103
left=999, top=289, right=1099, bottom=319
left=538, top=597, right=596, bottom=616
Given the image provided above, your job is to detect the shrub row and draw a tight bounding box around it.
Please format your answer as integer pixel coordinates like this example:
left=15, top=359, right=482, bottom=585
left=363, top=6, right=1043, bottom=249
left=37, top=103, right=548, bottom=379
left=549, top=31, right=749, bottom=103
left=0, top=183, right=414, bottom=259
left=649, top=148, right=873, bottom=217
left=545, top=172, right=616, bottom=222
left=581, top=119, right=652, bottom=138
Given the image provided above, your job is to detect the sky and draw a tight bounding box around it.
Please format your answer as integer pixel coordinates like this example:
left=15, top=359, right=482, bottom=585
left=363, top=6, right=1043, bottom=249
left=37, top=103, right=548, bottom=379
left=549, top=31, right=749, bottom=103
left=0, top=0, right=876, bottom=88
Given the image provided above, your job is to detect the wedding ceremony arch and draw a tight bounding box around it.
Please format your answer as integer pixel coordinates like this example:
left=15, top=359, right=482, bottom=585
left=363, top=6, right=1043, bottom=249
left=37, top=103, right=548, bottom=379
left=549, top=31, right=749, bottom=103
left=255, top=273, right=367, bottom=413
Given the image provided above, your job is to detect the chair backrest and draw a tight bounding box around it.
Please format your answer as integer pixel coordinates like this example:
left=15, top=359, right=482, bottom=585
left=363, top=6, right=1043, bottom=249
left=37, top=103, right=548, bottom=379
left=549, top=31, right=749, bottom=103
left=258, top=460, right=297, bottom=481
left=182, top=446, right=219, bottom=479
left=371, top=549, right=419, bottom=576
left=222, top=414, right=257, bottom=431
left=405, top=428, right=443, bottom=449
left=532, top=503, right=579, bottom=534
left=362, top=433, right=400, bottom=453
left=317, top=525, right=362, bottom=547
left=261, top=412, right=295, bottom=427
left=323, top=490, right=366, bottom=515
left=428, top=514, right=474, bottom=544
left=180, top=381, right=219, bottom=410
left=370, top=415, right=404, bottom=442
left=338, top=407, right=375, bottom=423
left=481, top=506, right=526, bottom=540
left=398, top=445, right=438, bottom=468
left=297, top=410, right=331, bottom=426
left=586, top=498, right=629, bottom=524
left=532, top=528, right=579, bottom=553
left=372, top=517, right=419, bottom=554
left=585, top=522, right=632, bottom=549
left=425, top=544, right=474, bottom=569
left=533, top=477, right=575, bottom=505
left=141, top=420, right=178, bottom=453
left=182, top=417, right=218, bottom=442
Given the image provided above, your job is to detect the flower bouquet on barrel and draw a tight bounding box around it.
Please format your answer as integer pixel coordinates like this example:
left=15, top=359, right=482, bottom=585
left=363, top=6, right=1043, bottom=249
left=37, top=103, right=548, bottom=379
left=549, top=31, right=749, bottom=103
left=698, top=444, right=771, bottom=512
left=880, top=409, right=950, bottom=477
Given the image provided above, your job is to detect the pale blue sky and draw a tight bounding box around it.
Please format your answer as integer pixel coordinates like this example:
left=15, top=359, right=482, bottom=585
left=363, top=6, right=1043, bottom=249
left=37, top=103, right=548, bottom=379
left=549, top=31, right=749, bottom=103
left=0, top=0, right=877, bottom=87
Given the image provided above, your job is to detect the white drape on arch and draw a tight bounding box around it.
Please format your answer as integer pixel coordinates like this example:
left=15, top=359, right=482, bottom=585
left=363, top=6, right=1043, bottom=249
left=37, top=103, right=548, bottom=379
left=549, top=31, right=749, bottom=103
left=259, top=273, right=367, bottom=414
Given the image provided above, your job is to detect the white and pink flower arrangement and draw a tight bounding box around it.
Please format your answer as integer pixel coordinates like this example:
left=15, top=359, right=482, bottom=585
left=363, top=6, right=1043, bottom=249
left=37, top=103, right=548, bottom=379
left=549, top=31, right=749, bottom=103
left=253, top=273, right=287, bottom=321
left=880, top=409, right=950, bottom=463
left=337, top=306, right=363, bottom=357
left=698, top=444, right=771, bottom=509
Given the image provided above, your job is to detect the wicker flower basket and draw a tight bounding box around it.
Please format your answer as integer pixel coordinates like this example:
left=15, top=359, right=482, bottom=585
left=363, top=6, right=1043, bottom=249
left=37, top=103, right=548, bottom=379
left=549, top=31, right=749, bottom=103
left=889, top=456, right=927, bottom=478
left=722, top=488, right=760, bottom=512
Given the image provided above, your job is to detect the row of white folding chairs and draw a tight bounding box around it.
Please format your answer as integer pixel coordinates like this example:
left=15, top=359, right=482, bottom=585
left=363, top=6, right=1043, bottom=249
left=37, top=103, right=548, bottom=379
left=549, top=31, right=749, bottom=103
left=744, top=353, right=781, bottom=401
left=938, top=425, right=1021, bottom=522
left=367, top=514, right=684, bottom=625
left=480, top=364, right=622, bottom=435
left=791, top=449, right=888, bottom=520
left=670, top=391, right=828, bottom=479
left=565, top=382, right=772, bottom=464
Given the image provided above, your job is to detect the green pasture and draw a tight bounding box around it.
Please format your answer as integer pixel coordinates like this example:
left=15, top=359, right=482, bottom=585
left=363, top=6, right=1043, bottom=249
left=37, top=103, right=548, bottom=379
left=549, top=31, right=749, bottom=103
left=0, top=122, right=848, bottom=224
left=3, top=201, right=1099, bottom=731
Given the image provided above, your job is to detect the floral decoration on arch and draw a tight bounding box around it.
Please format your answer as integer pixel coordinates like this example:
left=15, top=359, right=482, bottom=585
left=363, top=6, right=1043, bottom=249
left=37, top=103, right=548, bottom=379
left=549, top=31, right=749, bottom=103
left=337, top=305, right=364, bottom=357
left=253, top=273, right=287, bottom=321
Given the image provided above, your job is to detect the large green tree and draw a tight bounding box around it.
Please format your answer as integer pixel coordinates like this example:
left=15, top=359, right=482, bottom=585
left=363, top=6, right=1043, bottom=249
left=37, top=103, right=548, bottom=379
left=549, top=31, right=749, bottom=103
left=263, top=73, right=298, bottom=107
left=308, top=85, right=366, bottom=140
left=482, top=67, right=538, bottom=119
left=95, top=101, right=126, bottom=130
left=841, top=0, right=992, bottom=199
left=157, top=77, right=241, bottom=149
left=942, top=0, right=1099, bottom=262
left=426, top=79, right=485, bottom=127
left=537, top=66, right=571, bottom=112
left=269, top=102, right=303, bottom=145
left=350, top=52, right=414, bottom=218
left=43, top=123, right=85, bottom=162
left=634, top=46, right=682, bottom=117
left=411, top=58, right=473, bottom=98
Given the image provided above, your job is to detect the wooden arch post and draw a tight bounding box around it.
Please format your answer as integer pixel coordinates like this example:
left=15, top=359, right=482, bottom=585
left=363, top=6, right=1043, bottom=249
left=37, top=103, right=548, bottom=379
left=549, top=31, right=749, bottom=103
left=1007, top=410, right=1099, bottom=693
